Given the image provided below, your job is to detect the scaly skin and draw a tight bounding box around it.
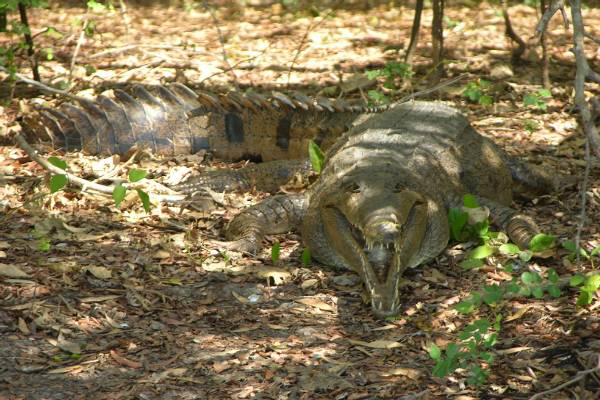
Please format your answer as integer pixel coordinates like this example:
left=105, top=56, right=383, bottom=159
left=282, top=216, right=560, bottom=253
left=225, top=101, right=558, bottom=318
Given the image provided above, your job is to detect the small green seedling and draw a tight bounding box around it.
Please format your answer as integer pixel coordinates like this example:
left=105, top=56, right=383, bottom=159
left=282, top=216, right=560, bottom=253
left=308, top=140, right=325, bottom=174
left=462, top=79, right=493, bottom=106
left=523, top=88, right=551, bottom=111
left=569, top=273, right=600, bottom=306
left=271, top=241, right=281, bottom=264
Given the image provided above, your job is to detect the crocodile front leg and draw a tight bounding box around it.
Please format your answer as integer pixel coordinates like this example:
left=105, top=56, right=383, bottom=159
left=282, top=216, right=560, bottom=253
left=477, top=197, right=540, bottom=249
left=173, top=159, right=312, bottom=193
left=224, top=193, right=308, bottom=253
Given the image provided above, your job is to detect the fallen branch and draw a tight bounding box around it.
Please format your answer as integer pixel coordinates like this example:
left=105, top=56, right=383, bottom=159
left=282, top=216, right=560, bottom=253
left=529, top=354, right=600, bottom=400
left=0, top=66, right=87, bottom=102
left=202, top=1, right=238, bottom=87
left=286, top=2, right=341, bottom=89
left=14, top=133, right=186, bottom=204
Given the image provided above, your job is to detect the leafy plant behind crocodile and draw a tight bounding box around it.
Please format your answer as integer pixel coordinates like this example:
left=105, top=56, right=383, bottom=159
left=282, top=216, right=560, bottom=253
left=225, top=101, right=562, bottom=318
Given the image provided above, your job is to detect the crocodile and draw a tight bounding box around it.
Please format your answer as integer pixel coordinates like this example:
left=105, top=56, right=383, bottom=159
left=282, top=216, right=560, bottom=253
left=223, top=101, right=560, bottom=319
left=25, top=83, right=385, bottom=163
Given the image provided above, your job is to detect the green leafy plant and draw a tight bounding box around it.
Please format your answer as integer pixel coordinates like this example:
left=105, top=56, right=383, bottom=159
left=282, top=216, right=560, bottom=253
left=429, top=316, right=501, bottom=386
left=112, top=169, right=151, bottom=212
left=523, top=88, right=552, bottom=111
left=569, top=273, right=600, bottom=306
left=366, top=61, right=413, bottom=104
left=462, top=79, right=494, bottom=106
left=301, top=248, right=311, bottom=266
left=47, top=156, right=68, bottom=193
left=308, top=140, right=325, bottom=174
left=271, top=241, right=281, bottom=264
left=523, top=119, right=539, bottom=133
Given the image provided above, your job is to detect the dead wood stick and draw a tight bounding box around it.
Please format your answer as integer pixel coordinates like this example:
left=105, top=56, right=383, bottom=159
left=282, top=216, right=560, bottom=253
left=397, top=73, right=468, bottom=103
left=584, top=32, right=600, bottom=46
left=0, top=66, right=86, bottom=102
left=286, top=2, right=341, bottom=89
left=529, top=354, right=600, bottom=400
left=14, top=133, right=186, bottom=204
left=202, top=1, right=238, bottom=87
left=69, top=15, right=89, bottom=86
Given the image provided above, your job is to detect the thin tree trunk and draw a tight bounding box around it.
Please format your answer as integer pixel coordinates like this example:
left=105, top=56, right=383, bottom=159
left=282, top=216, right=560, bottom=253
left=404, top=0, right=424, bottom=65
left=540, top=0, right=551, bottom=88
left=501, top=0, right=526, bottom=64
left=431, top=0, right=445, bottom=81
left=17, top=2, right=40, bottom=82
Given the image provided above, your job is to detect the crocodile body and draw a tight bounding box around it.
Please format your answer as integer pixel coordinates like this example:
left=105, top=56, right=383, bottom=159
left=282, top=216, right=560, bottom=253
left=26, top=83, right=384, bottom=162
left=225, top=101, right=558, bottom=318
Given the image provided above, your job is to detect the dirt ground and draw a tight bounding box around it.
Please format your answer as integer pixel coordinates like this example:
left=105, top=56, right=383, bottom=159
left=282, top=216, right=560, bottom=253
left=1, top=1, right=600, bottom=399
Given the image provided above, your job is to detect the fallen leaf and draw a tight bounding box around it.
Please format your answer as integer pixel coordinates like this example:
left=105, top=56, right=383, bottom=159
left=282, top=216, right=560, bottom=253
left=84, top=266, right=112, bottom=279
left=213, top=360, right=231, bottom=373
left=381, top=367, right=421, bottom=379
left=300, top=278, right=319, bottom=289
left=296, top=297, right=335, bottom=312
left=110, top=350, right=142, bottom=369
left=18, top=317, right=30, bottom=335
left=505, top=306, right=530, bottom=322
left=232, top=291, right=248, bottom=304
left=79, top=295, right=121, bottom=303
left=256, top=267, right=292, bottom=285
left=349, top=339, right=403, bottom=349
left=0, top=263, right=29, bottom=278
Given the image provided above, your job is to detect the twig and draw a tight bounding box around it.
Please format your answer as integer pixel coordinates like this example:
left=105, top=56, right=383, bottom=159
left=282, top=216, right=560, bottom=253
left=202, top=1, right=238, bottom=87
left=17, top=2, right=40, bottom=82
left=198, top=46, right=271, bottom=85
left=0, top=66, right=87, bottom=102
left=397, top=73, right=468, bottom=103
left=431, top=0, right=445, bottom=81
left=286, top=3, right=341, bottom=89
left=69, top=14, right=89, bottom=85
left=574, top=137, right=591, bottom=264
left=584, top=32, right=600, bottom=46
left=14, top=133, right=186, bottom=204
left=118, top=0, right=131, bottom=34
left=535, top=0, right=568, bottom=37
left=529, top=354, right=600, bottom=400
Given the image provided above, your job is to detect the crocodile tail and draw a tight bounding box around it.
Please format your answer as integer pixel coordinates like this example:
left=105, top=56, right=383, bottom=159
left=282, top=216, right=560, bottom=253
left=28, top=83, right=207, bottom=156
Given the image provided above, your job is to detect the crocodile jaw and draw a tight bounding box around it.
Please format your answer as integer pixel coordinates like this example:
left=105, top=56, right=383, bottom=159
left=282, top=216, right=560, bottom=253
left=320, top=194, right=429, bottom=319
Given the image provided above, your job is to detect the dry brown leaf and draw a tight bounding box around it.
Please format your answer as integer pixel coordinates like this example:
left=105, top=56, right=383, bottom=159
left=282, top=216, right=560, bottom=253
left=18, top=317, right=30, bottom=335
left=0, top=263, right=29, bottom=278
left=349, top=339, right=403, bottom=349
left=296, top=297, right=335, bottom=312
left=300, top=278, right=319, bottom=289
left=84, top=266, right=112, bottom=279
left=110, top=349, right=142, bottom=369
left=79, top=295, right=121, bottom=303
left=505, top=306, right=531, bottom=322
left=381, top=367, right=421, bottom=379
left=213, top=360, right=231, bottom=373
left=231, top=290, right=249, bottom=304
left=256, top=267, right=292, bottom=285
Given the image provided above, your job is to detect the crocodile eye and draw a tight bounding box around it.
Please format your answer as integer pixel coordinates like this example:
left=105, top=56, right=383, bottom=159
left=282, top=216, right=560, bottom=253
left=346, top=182, right=361, bottom=193
left=393, top=183, right=403, bottom=193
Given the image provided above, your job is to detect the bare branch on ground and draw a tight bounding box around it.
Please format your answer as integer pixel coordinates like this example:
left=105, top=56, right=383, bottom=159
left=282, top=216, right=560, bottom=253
left=286, top=3, right=341, bottom=89
left=529, top=354, right=600, bottom=400
left=14, top=133, right=186, bottom=204
left=202, top=1, right=239, bottom=87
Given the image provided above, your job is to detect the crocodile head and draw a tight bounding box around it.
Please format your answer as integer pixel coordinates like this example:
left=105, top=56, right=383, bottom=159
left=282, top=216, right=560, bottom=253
left=308, top=170, right=449, bottom=319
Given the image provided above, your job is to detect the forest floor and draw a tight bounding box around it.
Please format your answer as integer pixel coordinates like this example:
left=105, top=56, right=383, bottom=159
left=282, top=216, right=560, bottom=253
left=1, top=2, right=600, bottom=399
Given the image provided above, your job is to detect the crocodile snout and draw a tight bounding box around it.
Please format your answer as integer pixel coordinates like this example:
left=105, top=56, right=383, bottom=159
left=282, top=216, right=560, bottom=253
left=365, top=219, right=400, bottom=244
